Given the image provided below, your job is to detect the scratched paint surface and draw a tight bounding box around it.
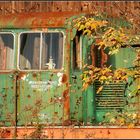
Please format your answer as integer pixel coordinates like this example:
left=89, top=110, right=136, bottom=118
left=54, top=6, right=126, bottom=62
left=17, top=71, right=68, bottom=125
left=0, top=12, right=139, bottom=139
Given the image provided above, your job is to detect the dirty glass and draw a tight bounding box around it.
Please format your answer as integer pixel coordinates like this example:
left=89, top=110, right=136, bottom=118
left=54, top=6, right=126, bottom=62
left=19, top=33, right=40, bottom=70
left=41, top=32, right=63, bottom=69
left=0, top=33, right=14, bottom=70
left=19, top=32, right=63, bottom=70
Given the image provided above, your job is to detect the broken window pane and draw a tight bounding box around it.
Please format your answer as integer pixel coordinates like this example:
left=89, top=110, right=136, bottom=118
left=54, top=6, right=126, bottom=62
left=0, top=33, right=14, bottom=70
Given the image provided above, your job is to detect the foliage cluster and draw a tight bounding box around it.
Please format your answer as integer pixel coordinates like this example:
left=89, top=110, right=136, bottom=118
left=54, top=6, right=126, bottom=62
left=72, top=14, right=139, bottom=55
left=72, top=14, right=140, bottom=91
left=81, top=65, right=136, bottom=93
left=102, top=111, right=140, bottom=127
left=72, top=13, right=140, bottom=127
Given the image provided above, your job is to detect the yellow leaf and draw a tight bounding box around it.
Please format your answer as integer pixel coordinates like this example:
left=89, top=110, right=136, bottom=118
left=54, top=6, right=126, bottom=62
left=128, top=123, right=135, bottom=128
left=85, top=21, right=91, bottom=27
left=97, top=86, right=103, bottom=94
left=78, top=24, right=85, bottom=31
left=138, top=85, right=140, bottom=90
left=91, top=23, right=97, bottom=30
left=110, top=118, right=116, bottom=123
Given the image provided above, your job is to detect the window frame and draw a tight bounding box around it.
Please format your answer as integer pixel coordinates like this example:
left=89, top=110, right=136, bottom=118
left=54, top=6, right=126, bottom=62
left=0, top=32, right=15, bottom=72
left=17, top=30, right=65, bottom=71
left=72, top=35, right=83, bottom=70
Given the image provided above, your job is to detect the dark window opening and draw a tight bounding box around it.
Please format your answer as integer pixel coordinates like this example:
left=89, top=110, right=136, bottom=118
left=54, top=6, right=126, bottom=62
left=73, top=32, right=82, bottom=70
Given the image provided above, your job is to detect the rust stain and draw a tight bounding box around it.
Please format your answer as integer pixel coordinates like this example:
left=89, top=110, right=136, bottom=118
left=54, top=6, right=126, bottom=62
left=61, top=74, right=68, bottom=84
left=13, top=127, right=140, bottom=139
left=32, top=73, right=37, bottom=78
left=0, top=12, right=83, bottom=29
left=27, top=95, right=31, bottom=98
left=63, top=89, right=69, bottom=98
left=0, top=128, right=11, bottom=138
left=63, top=89, right=70, bottom=118
left=17, top=72, right=27, bottom=80
left=101, top=49, right=108, bottom=67
left=91, top=44, right=96, bottom=66
left=35, top=99, right=42, bottom=107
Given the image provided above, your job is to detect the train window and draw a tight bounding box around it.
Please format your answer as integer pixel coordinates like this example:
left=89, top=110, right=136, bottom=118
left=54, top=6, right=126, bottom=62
left=73, top=34, right=82, bottom=70
left=19, top=33, right=40, bottom=70
left=41, top=32, right=63, bottom=70
left=19, top=32, right=63, bottom=70
left=0, top=33, right=14, bottom=70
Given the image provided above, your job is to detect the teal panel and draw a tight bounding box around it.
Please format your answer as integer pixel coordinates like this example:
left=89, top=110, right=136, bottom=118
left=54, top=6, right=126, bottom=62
left=0, top=73, right=15, bottom=126
left=95, top=47, right=139, bottom=124
left=70, top=34, right=83, bottom=122
left=70, top=71, right=83, bottom=122
left=107, top=47, right=136, bottom=69
left=83, top=86, right=95, bottom=124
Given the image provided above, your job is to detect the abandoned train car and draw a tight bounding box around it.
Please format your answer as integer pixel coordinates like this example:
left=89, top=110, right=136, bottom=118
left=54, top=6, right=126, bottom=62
left=0, top=12, right=140, bottom=139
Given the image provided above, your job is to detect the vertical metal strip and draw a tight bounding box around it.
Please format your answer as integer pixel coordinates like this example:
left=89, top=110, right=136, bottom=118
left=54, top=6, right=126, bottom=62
left=50, top=33, right=52, bottom=58
left=80, top=36, right=82, bottom=69
left=40, top=33, right=43, bottom=69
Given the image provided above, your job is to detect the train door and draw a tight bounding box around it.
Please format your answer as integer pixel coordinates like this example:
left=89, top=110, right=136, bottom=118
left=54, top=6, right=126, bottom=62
left=70, top=32, right=83, bottom=123
left=0, top=32, right=16, bottom=126
left=17, top=29, right=69, bottom=126
left=70, top=33, right=94, bottom=124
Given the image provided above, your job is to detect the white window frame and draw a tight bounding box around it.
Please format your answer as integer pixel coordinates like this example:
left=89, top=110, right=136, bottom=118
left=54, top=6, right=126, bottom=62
left=17, top=30, right=65, bottom=71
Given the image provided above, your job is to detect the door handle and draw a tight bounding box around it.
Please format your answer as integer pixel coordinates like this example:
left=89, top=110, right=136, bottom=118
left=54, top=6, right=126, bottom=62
left=71, top=74, right=77, bottom=79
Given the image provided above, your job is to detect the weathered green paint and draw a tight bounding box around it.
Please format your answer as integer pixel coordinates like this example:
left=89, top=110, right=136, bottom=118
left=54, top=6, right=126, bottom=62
left=82, top=35, right=95, bottom=124
left=94, top=47, right=139, bottom=123
left=107, top=48, right=137, bottom=69
left=69, top=35, right=83, bottom=122
left=17, top=71, right=65, bottom=125
left=16, top=28, right=69, bottom=125
left=0, top=12, right=139, bottom=129
left=0, top=73, right=16, bottom=126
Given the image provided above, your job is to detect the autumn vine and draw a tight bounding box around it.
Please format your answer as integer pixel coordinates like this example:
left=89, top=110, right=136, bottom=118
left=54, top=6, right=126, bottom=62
left=71, top=13, right=140, bottom=93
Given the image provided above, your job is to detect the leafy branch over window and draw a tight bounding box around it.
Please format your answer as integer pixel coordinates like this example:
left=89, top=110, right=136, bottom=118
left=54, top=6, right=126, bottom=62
left=70, top=13, right=140, bottom=94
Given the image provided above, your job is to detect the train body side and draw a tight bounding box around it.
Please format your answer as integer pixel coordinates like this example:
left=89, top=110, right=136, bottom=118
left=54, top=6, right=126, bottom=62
left=0, top=12, right=140, bottom=139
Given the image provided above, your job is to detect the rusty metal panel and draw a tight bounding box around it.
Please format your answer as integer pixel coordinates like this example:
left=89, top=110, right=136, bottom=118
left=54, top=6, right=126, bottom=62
left=0, top=12, right=82, bottom=29
left=0, top=1, right=139, bottom=14
left=0, top=1, right=139, bottom=33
